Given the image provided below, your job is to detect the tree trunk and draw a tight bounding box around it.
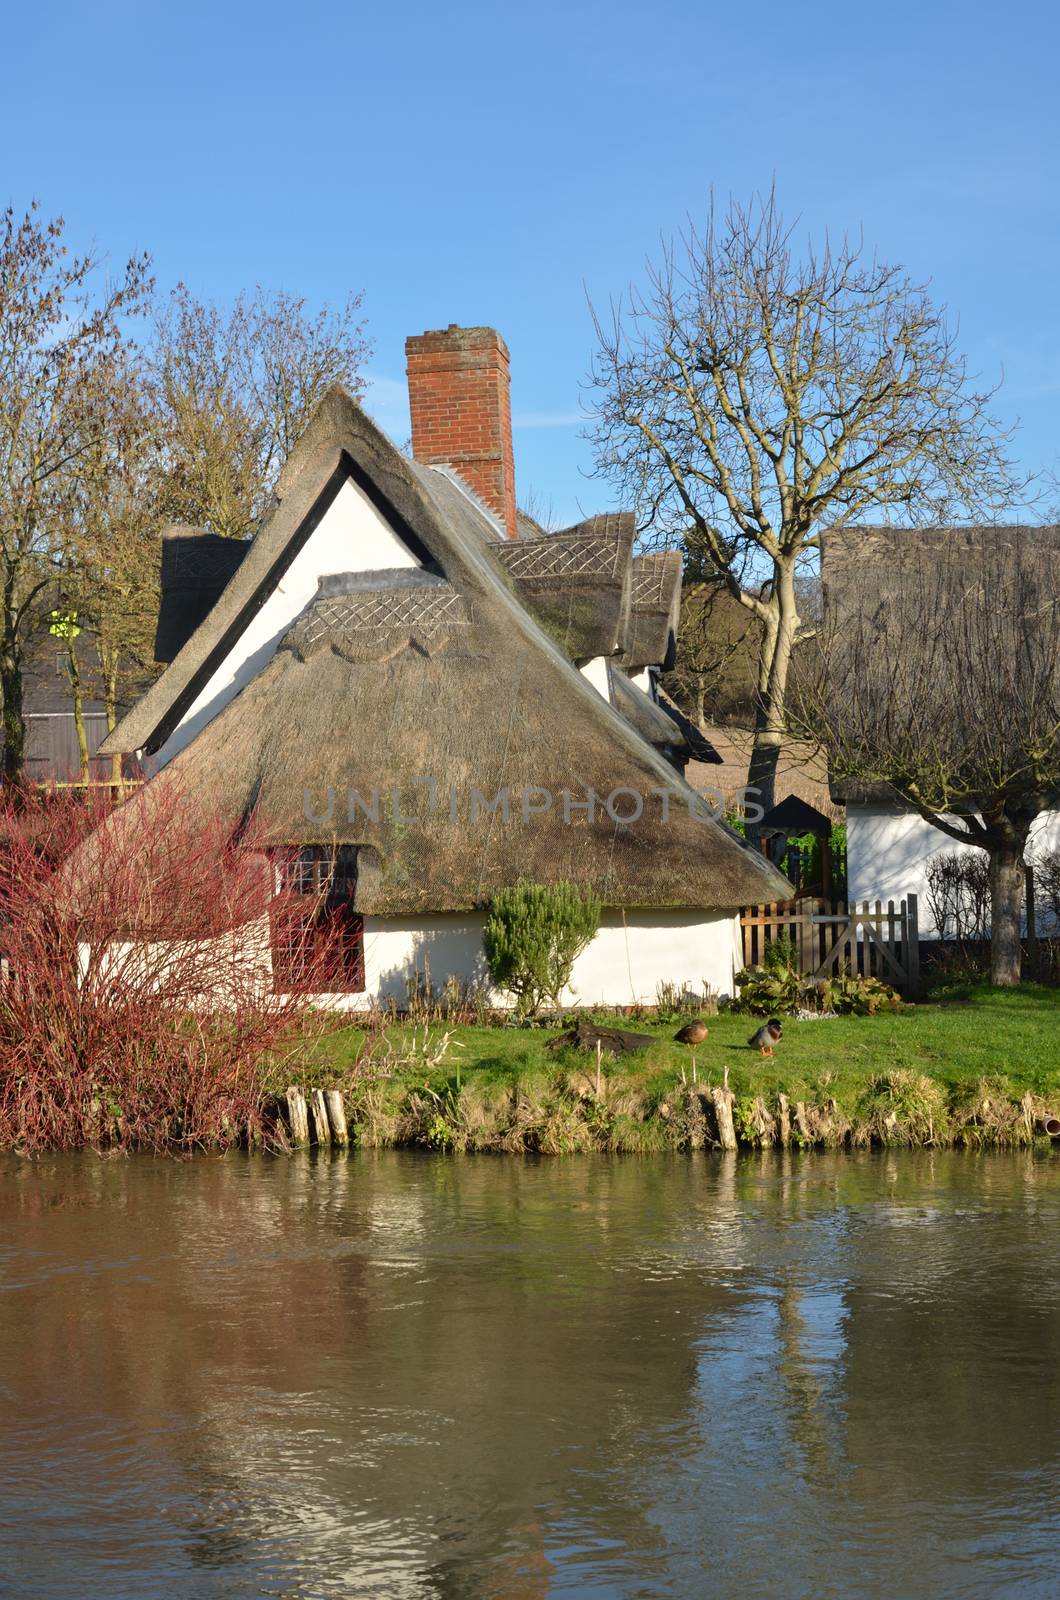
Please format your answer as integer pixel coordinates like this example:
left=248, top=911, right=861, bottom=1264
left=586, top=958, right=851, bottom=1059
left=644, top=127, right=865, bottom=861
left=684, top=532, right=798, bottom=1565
left=988, top=844, right=1026, bottom=986
left=694, top=679, right=706, bottom=733
left=0, top=626, right=25, bottom=786
left=746, top=561, right=799, bottom=842
left=104, top=655, right=124, bottom=796
left=67, top=639, right=90, bottom=785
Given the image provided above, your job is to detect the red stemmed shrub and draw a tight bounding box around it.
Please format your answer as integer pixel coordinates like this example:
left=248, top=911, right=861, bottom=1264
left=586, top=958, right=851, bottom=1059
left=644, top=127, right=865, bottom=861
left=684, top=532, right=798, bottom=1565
left=0, top=783, right=345, bottom=1153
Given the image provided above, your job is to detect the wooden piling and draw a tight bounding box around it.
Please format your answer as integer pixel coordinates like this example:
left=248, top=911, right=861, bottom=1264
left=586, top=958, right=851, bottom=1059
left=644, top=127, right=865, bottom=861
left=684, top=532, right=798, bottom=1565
left=711, top=1085, right=737, bottom=1151
left=325, top=1089, right=349, bottom=1146
left=684, top=1087, right=707, bottom=1150
left=285, top=1087, right=310, bottom=1147
left=777, top=1093, right=791, bottom=1147
left=310, top=1089, right=331, bottom=1146
left=746, top=1095, right=772, bottom=1147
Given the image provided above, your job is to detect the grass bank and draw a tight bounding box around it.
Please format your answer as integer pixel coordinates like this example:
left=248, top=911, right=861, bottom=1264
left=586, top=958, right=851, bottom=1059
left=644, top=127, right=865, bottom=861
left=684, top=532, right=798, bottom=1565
left=262, top=983, right=1060, bottom=1154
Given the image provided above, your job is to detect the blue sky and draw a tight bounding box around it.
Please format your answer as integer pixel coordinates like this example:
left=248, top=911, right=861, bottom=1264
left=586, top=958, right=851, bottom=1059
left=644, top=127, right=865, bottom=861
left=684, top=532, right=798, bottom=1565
left=5, top=0, right=1058, bottom=525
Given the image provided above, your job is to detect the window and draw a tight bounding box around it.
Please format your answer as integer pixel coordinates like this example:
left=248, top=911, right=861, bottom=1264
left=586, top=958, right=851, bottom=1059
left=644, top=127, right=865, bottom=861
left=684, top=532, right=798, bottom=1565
left=271, top=845, right=365, bottom=993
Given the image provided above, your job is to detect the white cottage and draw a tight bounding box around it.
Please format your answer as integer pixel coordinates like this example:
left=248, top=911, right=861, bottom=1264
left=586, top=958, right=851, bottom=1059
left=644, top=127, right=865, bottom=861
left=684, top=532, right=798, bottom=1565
left=98, top=324, right=790, bottom=1006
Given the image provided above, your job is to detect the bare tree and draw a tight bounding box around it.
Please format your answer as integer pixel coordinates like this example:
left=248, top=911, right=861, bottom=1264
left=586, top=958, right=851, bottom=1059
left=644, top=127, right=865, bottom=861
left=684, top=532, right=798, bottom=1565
left=588, top=188, right=1022, bottom=829
left=0, top=204, right=150, bottom=781
left=63, top=356, right=164, bottom=787
left=662, top=571, right=760, bottom=731
left=795, top=528, right=1060, bottom=986
left=149, top=284, right=372, bottom=538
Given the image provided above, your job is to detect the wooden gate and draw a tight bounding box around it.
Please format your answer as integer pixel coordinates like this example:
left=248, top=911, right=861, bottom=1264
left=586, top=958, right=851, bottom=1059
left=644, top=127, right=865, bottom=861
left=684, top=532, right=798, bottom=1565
left=740, top=896, right=920, bottom=994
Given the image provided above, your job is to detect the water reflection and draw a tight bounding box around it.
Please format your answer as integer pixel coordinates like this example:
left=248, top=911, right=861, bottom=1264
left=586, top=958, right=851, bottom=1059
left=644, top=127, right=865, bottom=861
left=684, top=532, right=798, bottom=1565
left=2, top=1151, right=1059, bottom=1597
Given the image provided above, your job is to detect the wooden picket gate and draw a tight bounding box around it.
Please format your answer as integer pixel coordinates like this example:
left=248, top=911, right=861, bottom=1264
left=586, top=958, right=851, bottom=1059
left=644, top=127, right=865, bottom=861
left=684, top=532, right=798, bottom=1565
left=740, top=896, right=921, bottom=994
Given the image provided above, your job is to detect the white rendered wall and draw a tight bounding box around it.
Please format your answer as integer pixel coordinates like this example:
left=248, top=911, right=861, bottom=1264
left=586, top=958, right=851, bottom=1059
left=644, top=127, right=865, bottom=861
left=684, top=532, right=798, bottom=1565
left=581, top=660, right=659, bottom=710
left=563, top=909, right=741, bottom=1006
left=323, top=908, right=742, bottom=1011
left=77, top=916, right=274, bottom=1002
left=579, top=656, right=612, bottom=701
left=152, top=477, right=419, bottom=768
left=846, top=803, right=1060, bottom=937
left=83, top=909, right=743, bottom=1012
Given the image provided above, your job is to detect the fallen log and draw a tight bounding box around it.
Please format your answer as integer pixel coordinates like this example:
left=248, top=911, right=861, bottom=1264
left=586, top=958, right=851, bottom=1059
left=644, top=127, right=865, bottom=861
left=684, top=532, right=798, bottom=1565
left=546, top=1021, right=655, bottom=1057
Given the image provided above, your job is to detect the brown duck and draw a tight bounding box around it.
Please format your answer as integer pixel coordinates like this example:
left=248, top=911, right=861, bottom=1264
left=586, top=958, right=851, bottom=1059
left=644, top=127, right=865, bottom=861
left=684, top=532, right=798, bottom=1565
left=674, top=1019, right=709, bottom=1046
left=749, top=1019, right=783, bottom=1056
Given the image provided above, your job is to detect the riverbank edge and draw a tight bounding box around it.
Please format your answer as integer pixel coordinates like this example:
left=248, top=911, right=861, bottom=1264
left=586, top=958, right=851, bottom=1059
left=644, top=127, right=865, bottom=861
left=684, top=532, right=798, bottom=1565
left=5, top=1087, right=1059, bottom=1156
left=257, top=1069, right=1060, bottom=1156
left=6, top=989, right=1059, bottom=1156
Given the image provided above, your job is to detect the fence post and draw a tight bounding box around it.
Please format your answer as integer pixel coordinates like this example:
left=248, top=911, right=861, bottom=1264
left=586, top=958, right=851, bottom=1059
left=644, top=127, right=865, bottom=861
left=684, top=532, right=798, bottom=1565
left=797, top=903, right=813, bottom=975
left=906, top=894, right=920, bottom=995
left=1026, top=865, right=1037, bottom=973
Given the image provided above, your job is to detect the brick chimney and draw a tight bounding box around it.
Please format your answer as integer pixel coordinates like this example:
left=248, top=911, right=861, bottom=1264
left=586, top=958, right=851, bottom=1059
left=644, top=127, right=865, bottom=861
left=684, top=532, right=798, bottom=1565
left=405, top=324, right=517, bottom=538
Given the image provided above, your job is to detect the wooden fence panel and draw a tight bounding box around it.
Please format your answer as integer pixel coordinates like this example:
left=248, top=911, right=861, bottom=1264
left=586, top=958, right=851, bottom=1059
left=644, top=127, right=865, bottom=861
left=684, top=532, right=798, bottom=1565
left=740, top=895, right=921, bottom=994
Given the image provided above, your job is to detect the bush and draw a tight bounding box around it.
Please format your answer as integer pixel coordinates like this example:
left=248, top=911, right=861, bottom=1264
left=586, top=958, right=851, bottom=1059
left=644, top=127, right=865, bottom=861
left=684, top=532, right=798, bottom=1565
left=0, top=785, right=347, bottom=1153
left=763, top=933, right=799, bottom=974
left=733, top=961, right=900, bottom=1016
left=925, top=849, right=991, bottom=944
left=483, top=880, right=601, bottom=1018
left=817, top=973, right=901, bottom=1015
left=732, top=963, right=804, bottom=1015
left=734, top=935, right=803, bottom=1015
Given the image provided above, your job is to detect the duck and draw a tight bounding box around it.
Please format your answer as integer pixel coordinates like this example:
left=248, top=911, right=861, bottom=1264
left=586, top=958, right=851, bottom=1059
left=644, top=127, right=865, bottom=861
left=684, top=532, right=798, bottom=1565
left=674, top=1019, right=709, bottom=1046
left=749, top=1018, right=783, bottom=1056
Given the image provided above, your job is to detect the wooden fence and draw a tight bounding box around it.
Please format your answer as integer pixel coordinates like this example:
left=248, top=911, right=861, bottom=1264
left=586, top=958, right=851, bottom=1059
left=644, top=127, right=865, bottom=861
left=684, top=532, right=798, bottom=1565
left=740, top=896, right=921, bottom=994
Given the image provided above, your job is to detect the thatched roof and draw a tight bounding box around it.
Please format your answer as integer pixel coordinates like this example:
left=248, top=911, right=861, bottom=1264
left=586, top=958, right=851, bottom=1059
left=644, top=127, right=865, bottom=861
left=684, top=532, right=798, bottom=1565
left=99, top=389, right=790, bottom=912
left=626, top=552, right=682, bottom=669
left=146, top=492, right=682, bottom=687
left=821, top=523, right=1060, bottom=803
left=607, top=671, right=722, bottom=769
left=608, top=666, right=687, bottom=753
left=494, top=517, right=634, bottom=660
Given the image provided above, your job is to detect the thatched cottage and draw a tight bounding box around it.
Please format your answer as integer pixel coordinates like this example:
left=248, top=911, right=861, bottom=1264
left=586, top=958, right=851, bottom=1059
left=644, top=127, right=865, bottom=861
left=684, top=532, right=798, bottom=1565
left=101, top=324, right=789, bottom=1005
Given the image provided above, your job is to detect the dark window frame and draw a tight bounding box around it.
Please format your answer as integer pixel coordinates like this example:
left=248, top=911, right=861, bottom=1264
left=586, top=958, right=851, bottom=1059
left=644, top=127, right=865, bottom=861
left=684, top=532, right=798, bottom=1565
left=270, top=845, right=365, bottom=994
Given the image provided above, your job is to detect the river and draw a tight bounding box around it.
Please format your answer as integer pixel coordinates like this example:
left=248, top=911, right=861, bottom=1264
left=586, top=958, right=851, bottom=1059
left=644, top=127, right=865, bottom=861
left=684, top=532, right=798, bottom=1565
left=2, top=1150, right=1059, bottom=1598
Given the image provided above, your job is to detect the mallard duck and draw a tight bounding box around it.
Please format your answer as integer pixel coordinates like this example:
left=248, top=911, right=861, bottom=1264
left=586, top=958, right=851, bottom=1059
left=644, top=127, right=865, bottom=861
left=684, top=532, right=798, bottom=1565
left=674, top=1019, right=709, bottom=1046
left=749, top=1018, right=783, bottom=1056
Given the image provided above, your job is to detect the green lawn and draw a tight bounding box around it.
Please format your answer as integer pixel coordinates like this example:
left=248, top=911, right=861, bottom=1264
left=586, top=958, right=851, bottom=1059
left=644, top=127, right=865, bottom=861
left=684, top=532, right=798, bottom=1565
left=262, top=984, right=1060, bottom=1153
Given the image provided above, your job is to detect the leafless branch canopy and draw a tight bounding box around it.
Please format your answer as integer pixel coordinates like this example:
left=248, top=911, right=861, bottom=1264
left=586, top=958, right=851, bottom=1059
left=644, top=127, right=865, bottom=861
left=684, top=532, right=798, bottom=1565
left=588, top=188, right=1023, bottom=618
left=149, top=284, right=373, bottom=538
